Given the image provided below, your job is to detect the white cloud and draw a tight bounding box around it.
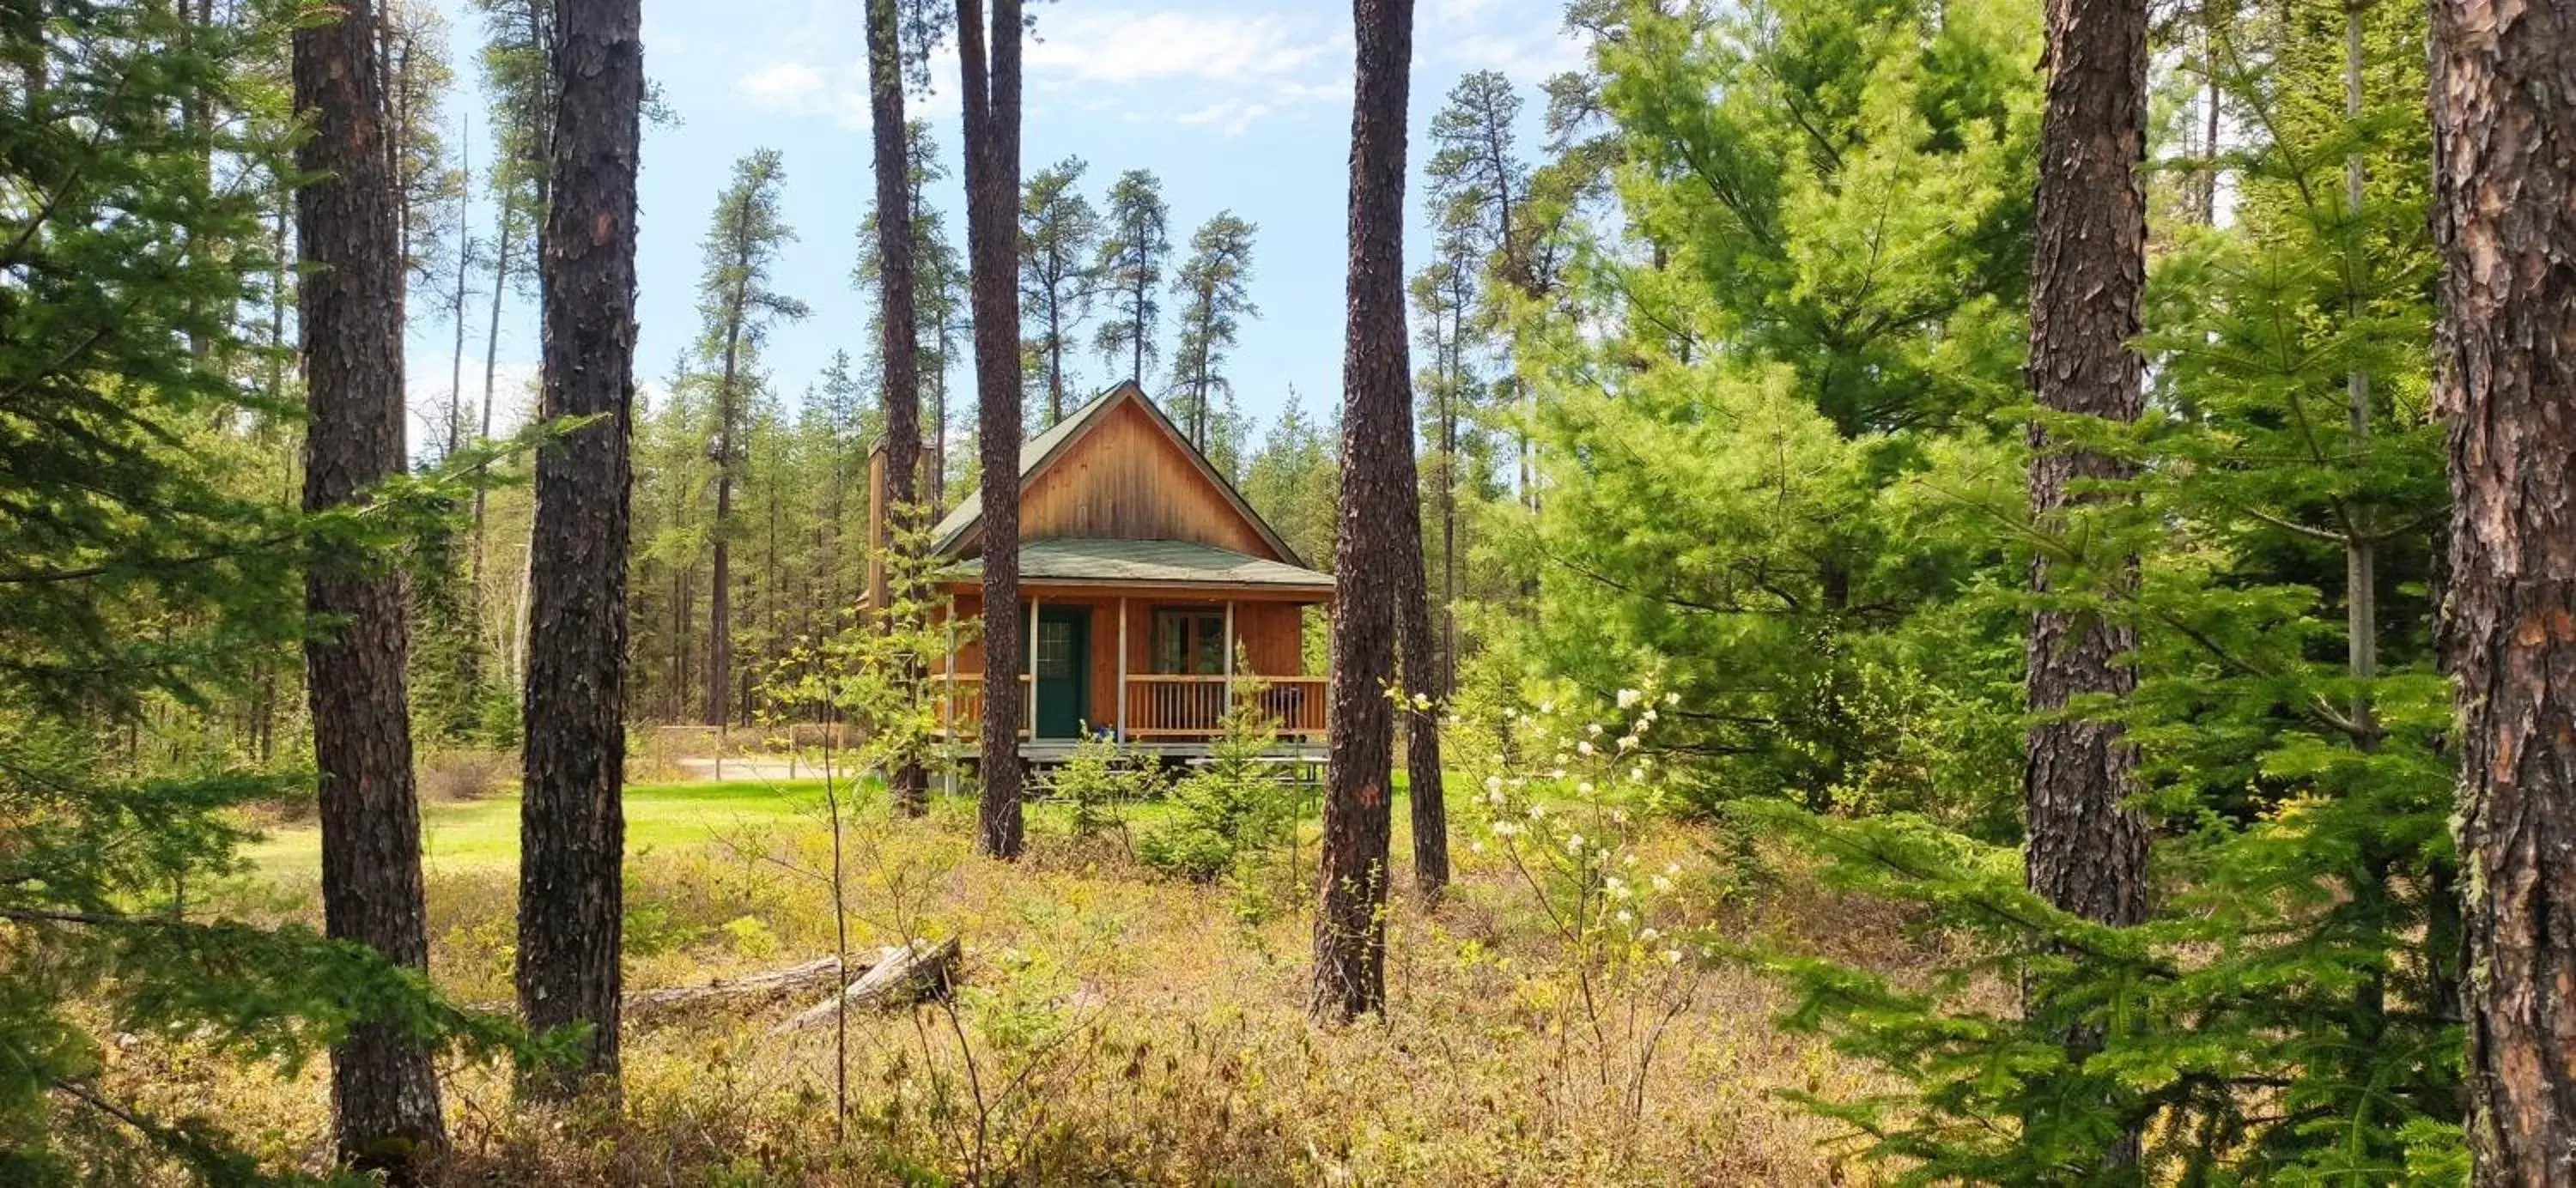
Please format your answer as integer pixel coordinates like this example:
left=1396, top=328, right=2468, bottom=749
left=1025, top=10, right=1332, bottom=85
left=1176, top=99, right=1275, bottom=137
left=736, top=60, right=828, bottom=108
left=734, top=7, right=1346, bottom=136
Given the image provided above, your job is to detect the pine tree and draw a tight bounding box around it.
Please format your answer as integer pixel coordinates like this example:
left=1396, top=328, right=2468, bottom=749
left=293, top=0, right=448, bottom=1167
left=1168, top=212, right=1259, bottom=451
left=1, top=2, right=496, bottom=1175
left=1092, top=168, right=1170, bottom=386
left=862, top=0, right=929, bottom=809
left=2429, top=0, right=2576, bottom=1179
left=957, top=0, right=1027, bottom=859
left=1019, top=155, right=1098, bottom=427
left=691, top=149, right=809, bottom=727
left=517, top=0, right=642, bottom=1102
left=1315, top=0, right=1416, bottom=1024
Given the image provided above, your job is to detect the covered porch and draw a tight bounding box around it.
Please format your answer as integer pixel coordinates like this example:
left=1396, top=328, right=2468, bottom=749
left=931, top=539, right=1334, bottom=757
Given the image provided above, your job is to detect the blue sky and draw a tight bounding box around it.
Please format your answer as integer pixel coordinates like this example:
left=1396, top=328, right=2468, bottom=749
left=409, top=0, right=1584, bottom=444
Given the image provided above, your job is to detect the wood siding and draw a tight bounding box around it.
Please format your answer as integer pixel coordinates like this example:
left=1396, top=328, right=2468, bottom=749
left=1012, top=398, right=1282, bottom=560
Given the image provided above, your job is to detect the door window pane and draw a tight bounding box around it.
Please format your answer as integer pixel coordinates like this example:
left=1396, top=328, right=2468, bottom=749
left=1037, top=620, right=1074, bottom=678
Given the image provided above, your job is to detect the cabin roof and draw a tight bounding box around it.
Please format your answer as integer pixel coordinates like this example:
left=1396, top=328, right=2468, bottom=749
left=926, top=380, right=1305, bottom=567
left=941, top=538, right=1334, bottom=593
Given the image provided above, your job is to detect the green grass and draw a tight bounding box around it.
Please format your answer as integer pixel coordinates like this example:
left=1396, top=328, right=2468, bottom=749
left=241, top=778, right=849, bottom=878
left=239, top=768, right=1430, bottom=880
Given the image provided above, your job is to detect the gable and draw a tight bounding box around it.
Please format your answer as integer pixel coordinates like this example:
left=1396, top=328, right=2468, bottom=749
left=1018, top=398, right=1283, bottom=559
left=929, top=383, right=1301, bottom=566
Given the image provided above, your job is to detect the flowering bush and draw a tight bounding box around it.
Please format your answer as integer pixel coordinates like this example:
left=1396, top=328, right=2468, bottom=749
left=1452, top=682, right=1711, bottom=1148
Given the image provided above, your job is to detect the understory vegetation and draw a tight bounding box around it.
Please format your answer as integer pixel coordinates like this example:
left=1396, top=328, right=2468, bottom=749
left=161, top=778, right=1917, bottom=1185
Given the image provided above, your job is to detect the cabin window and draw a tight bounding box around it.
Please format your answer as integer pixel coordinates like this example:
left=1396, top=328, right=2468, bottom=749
left=1151, top=608, right=1227, bottom=675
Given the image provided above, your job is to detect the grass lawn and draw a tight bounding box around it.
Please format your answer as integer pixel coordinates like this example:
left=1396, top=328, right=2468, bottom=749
left=240, top=777, right=850, bottom=878
left=235, top=773, right=1277, bottom=879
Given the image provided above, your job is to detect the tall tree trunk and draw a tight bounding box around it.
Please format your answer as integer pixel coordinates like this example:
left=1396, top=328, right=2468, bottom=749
left=958, top=0, right=1025, bottom=859
left=2340, top=3, right=2377, bottom=743
left=2021, top=0, right=2153, bottom=1161
left=1315, top=0, right=1413, bottom=1022
left=866, top=0, right=927, bottom=812
left=1046, top=291, right=1065, bottom=425
left=2024, top=0, right=2152, bottom=928
left=470, top=210, right=514, bottom=619
left=517, top=0, right=641, bottom=1102
left=2430, top=2, right=2576, bottom=1182
left=1398, top=470, right=1445, bottom=900
left=705, top=316, right=744, bottom=727
left=292, top=0, right=447, bottom=1170
left=444, top=118, right=471, bottom=460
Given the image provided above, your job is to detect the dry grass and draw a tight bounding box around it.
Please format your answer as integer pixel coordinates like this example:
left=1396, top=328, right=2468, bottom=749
left=112, top=789, right=1926, bottom=1185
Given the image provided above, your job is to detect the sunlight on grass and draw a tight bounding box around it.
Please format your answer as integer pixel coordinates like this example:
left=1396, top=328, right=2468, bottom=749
left=240, top=777, right=857, bottom=877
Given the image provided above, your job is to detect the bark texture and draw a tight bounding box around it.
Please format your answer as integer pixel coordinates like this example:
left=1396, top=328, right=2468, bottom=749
left=866, top=0, right=928, bottom=813
left=1315, top=0, right=1414, bottom=1021
left=2023, top=0, right=2151, bottom=932
left=1396, top=444, right=1446, bottom=899
left=2429, top=3, right=2576, bottom=1182
left=958, top=0, right=1025, bottom=858
left=293, top=0, right=447, bottom=1170
left=517, top=0, right=641, bottom=1100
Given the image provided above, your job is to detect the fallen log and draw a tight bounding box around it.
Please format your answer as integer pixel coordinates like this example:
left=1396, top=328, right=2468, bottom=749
left=624, top=955, right=854, bottom=1025
left=773, top=937, right=962, bottom=1033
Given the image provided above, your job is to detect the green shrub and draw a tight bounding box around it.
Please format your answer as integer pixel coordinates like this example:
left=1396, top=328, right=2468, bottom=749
left=1139, top=693, right=1296, bottom=882
left=1045, top=730, right=1163, bottom=841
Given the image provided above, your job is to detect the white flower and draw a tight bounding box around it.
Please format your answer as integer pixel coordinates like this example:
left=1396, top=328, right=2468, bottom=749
left=1586, top=723, right=1604, bottom=736
left=1528, top=803, right=1546, bottom=820
left=1662, top=949, right=1683, bottom=965
left=1549, top=767, right=1567, bottom=779
left=1540, top=700, right=1555, bottom=715
left=1639, top=926, right=1661, bottom=941
left=1612, top=808, right=1630, bottom=824
left=1565, top=833, right=1585, bottom=853
left=1470, top=840, right=1486, bottom=855
left=1484, top=775, right=1504, bottom=794
left=1606, top=877, right=1632, bottom=900
left=1630, top=767, right=1648, bottom=783
left=1665, top=863, right=1681, bottom=877
left=1616, top=909, right=1634, bottom=924
left=1651, top=874, right=1674, bottom=893
left=1618, top=688, right=1643, bottom=709
left=1577, top=741, right=1595, bottom=756
left=1577, top=780, right=1596, bottom=795
left=1664, top=691, right=1680, bottom=706
left=1490, top=821, right=1521, bottom=838
left=1617, top=735, right=1639, bottom=752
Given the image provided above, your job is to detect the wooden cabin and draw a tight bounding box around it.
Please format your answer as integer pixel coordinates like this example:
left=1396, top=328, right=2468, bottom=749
left=873, top=381, right=1334, bottom=761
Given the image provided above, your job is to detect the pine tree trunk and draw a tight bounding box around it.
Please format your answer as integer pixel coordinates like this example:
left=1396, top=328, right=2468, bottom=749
left=1315, top=0, right=1413, bottom=1022
left=2023, top=0, right=2151, bottom=930
left=2430, top=3, right=2576, bottom=1182
left=517, top=0, right=641, bottom=1102
left=291, top=0, right=446, bottom=1170
left=866, top=0, right=927, bottom=812
left=469, top=209, right=513, bottom=611
left=1398, top=470, right=1445, bottom=900
left=959, top=0, right=1026, bottom=859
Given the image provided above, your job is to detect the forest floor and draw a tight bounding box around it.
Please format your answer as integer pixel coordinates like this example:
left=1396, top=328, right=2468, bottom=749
left=155, top=774, right=1924, bottom=1185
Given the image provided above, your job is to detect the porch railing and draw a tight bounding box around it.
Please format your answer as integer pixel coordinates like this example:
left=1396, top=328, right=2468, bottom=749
left=934, top=672, right=1328, bottom=742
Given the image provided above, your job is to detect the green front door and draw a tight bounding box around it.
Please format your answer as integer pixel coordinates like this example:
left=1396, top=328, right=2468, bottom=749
left=1032, top=604, right=1091, bottom=738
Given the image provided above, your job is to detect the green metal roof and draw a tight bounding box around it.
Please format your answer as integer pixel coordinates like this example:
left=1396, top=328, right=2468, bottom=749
left=941, top=538, right=1334, bottom=591
left=923, top=380, right=1305, bottom=567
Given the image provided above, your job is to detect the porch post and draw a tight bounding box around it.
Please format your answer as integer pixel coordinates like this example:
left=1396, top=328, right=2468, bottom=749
left=1116, top=597, right=1129, bottom=739
left=1027, top=595, right=1040, bottom=737
left=1222, top=599, right=1236, bottom=715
